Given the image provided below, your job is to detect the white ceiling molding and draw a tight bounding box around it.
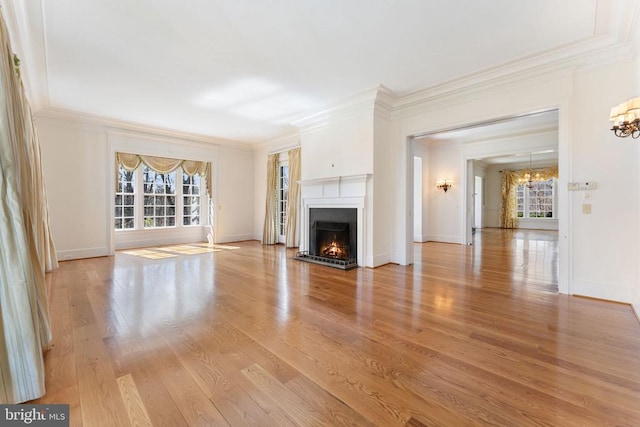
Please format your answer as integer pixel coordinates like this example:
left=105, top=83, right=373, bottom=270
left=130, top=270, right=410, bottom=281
left=35, top=107, right=253, bottom=151
left=3, top=0, right=640, bottom=143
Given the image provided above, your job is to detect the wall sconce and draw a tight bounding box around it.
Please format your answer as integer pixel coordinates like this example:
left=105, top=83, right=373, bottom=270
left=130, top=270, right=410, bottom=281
left=436, top=179, right=452, bottom=192
left=610, top=97, right=640, bottom=138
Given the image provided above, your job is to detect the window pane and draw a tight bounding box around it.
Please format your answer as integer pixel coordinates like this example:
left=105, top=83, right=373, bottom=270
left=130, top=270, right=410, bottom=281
left=116, top=165, right=136, bottom=231
left=182, top=171, right=201, bottom=227
left=144, top=207, right=154, bottom=216
left=166, top=216, right=175, bottom=227
left=155, top=218, right=165, bottom=227
left=124, top=218, right=135, bottom=229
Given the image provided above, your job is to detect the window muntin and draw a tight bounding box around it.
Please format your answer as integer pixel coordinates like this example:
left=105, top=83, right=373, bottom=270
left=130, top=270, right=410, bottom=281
left=115, top=166, right=135, bottom=230
left=183, top=173, right=201, bottom=226
left=516, top=178, right=555, bottom=219
left=142, top=166, right=176, bottom=228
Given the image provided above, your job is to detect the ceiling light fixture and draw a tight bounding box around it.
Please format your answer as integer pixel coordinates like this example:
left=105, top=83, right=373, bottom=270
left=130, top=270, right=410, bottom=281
left=610, top=97, right=640, bottom=138
left=517, top=153, right=542, bottom=189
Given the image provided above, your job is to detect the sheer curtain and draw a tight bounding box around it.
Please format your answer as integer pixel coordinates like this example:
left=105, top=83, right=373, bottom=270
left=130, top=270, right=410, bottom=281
left=262, top=153, right=278, bottom=244
left=285, top=147, right=301, bottom=247
left=0, top=11, right=57, bottom=403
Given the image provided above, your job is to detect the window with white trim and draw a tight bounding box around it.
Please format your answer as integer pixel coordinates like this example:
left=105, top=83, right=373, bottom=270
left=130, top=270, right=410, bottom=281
left=183, top=173, right=201, bottom=226
left=516, top=178, right=556, bottom=219
left=278, top=163, right=289, bottom=240
left=114, top=166, right=204, bottom=231
left=115, top=166, right=135, bottom=230
left=142, top=166, right=176, bottom=228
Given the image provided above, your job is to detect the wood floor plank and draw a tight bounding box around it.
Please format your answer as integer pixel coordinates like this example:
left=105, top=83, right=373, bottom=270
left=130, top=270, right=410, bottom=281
left=30, top=229, right=640, bottom=426
left=116, top=374, right=153, bottom=427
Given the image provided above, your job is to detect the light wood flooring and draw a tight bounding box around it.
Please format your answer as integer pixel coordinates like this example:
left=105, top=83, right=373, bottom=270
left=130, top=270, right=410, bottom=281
left=32, top=228, right=640, bottom=426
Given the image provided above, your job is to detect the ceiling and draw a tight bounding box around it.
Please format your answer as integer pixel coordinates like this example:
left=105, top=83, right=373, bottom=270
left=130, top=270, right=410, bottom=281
left=1, top=0, right=636, bottom=143
left=417, top=109, right=560, bottom=165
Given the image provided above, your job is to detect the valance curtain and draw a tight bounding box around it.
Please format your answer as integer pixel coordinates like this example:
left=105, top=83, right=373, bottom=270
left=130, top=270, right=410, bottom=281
left=116, top=152, right=212, bottom=196
left=262, top=153, right=279, bottom=244
left=285, top=147, right=301, bottom=247
left=0, top=11, right=58, bottom=403
left=500, top=166, right=559, bottom=229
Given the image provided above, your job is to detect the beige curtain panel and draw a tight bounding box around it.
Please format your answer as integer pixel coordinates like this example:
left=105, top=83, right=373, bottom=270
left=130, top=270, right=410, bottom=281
left=500, top=166, right=559, bottom=229
left=116, top=152, right=212, bottom=196
left=262, top=153, right=279, bottom=244
left=500, top=170, right=519, bottom=229
left=285, top=147, right=301, bottom=247
left=0, top=12, right=58, bottom=404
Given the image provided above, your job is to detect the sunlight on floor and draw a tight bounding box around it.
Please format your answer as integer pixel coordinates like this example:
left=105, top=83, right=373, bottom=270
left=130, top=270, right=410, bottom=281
left=121, top=243, right=239, bottom=259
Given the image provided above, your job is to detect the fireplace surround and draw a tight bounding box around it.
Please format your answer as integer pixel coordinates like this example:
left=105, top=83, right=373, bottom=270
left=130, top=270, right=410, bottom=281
left=296, top=174, right=368, bottom=269
left=296, top=207, right=358, bottom=269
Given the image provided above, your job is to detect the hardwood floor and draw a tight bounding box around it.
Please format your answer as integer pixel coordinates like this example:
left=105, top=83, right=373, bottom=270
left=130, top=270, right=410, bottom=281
left=33, top=229, right=640, bottom=426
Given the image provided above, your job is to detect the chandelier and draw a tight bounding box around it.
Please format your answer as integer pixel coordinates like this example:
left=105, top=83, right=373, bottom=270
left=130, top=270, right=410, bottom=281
left=517, top=154, right=542, bottom=189
left=610, top=97, right=640, bottom=138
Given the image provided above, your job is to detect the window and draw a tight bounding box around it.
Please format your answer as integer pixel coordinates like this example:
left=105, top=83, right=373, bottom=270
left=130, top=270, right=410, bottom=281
left=143, top=166, right=176, bottom=228
left=115, top=165, right=205, bottom=231
left=115, top=166, right=135, bottom=230
left=278, top=164, right=289, bottom=238
left=517, top=178, right=555, bottom=219
left=183, top=173, right=200, bottom=226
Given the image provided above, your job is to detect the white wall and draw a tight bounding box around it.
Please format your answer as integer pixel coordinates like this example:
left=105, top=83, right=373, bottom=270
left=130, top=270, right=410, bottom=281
left=413, top=143, right=430, bottom=242
left=391, top=57, right=639, bottom=304
left=569, top=61, right=639, bottom=303
left=300, top=110, right=373, bottom=181
left=36, top=111, right=255, bottom=260
left=413, top=157, right=422, bottom=240
left=425, top=140, right=464, bottom=243
left=38, top=118, right=110, bottom=259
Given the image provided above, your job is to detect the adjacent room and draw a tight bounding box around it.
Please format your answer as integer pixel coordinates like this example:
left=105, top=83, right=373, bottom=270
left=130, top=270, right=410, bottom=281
left=1, top=1, right=640, bottom=425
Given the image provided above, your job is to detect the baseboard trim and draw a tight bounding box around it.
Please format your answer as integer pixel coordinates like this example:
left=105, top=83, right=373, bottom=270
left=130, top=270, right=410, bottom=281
left=57, top=247, right=109, bottom=261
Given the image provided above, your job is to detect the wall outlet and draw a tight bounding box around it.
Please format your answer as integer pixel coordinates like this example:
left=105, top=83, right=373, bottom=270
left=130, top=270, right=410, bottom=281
left=582, top=203, right=592, bottom=214
left=568, top=182, right=579, bottom=190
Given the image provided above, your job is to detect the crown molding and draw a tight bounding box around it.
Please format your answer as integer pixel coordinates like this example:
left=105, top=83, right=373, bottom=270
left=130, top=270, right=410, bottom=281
left=253, top=131, right=300, bottom=154
left=393, top=35, right=633, bottom=117
left=291, top=85, right=396, bottom=133
left=35, top=107, right=254, bottom=151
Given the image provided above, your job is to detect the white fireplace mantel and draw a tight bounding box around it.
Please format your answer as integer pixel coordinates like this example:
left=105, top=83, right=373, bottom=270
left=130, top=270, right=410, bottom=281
left=300, top=174, right=370, bottom=267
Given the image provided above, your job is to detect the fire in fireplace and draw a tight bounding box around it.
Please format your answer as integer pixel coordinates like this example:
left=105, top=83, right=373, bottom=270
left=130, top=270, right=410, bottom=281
left=316, top=221, right=350, bottom=261
left=296, top=208, right=357, bottom=270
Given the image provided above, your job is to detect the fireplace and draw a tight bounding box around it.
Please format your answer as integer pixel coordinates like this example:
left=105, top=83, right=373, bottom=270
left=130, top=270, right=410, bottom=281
left=296, top=207, right=358, bottom=269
